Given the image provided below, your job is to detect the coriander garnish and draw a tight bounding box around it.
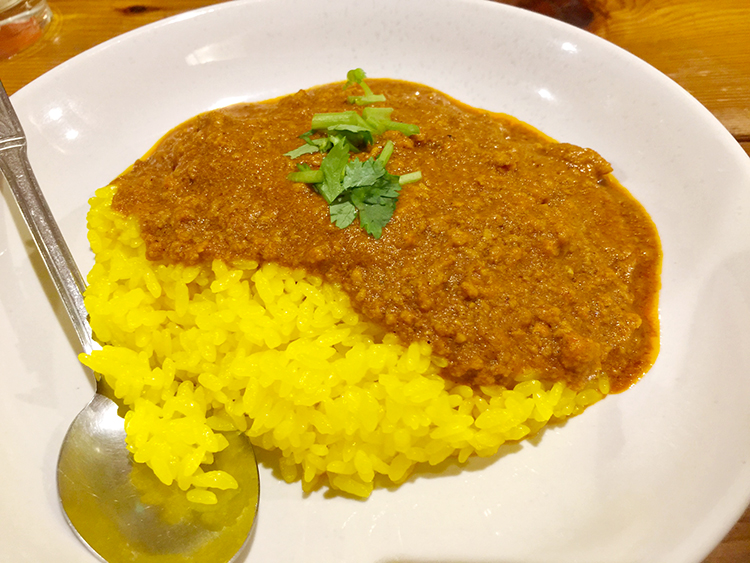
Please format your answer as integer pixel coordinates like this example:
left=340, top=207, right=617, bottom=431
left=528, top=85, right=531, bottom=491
left=285, top=69, right=421, bottom=239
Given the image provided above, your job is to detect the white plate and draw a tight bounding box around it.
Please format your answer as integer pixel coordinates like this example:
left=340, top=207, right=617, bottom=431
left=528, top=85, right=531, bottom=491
left=3, top=0, right=750, bottom=561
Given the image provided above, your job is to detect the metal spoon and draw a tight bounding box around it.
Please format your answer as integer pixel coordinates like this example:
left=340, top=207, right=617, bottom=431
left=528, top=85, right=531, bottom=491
left=0, top=82, right=259, bottom=563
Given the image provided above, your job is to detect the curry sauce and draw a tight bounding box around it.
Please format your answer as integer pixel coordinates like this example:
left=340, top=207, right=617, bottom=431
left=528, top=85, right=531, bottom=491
left=112, top=79, right=661, bottom=393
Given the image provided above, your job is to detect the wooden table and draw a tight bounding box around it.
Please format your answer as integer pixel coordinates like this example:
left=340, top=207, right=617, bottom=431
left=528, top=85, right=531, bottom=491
left=1, top=1, right=748, bottom=561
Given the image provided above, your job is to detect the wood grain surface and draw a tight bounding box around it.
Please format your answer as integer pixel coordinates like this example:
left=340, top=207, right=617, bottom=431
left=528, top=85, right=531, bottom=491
left=0, top=1, right=748, bottom=561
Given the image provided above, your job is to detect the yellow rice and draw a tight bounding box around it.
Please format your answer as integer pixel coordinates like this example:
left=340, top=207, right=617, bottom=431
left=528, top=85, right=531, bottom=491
left=80, top=185, right=608, bottom=502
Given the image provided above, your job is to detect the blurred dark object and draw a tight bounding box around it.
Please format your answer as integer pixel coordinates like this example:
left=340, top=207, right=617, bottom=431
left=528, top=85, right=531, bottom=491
left=497, top=0, right=594, bottom=28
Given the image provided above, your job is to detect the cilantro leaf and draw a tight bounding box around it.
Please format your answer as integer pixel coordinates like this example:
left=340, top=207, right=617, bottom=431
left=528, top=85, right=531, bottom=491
left=357, top=198, right=398, bottom=239
left=371, top=173, right=402, bottom=199
left=348, top=169, right=402, bottom=239
left=284, top=130, right=335, bottom=157
left=343, top=158, right=386, bottom=189
left=316, top=138, right=349, bottom=203
left=350, top=174, right=401, bottom=206
left=284, top=143, right=320, bottom=158
left=329, top=199, right=358, bottom=229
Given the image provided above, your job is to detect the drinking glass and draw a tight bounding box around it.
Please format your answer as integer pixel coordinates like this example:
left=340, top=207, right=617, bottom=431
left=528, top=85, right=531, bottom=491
left=0, top=0, right=52, bottom=59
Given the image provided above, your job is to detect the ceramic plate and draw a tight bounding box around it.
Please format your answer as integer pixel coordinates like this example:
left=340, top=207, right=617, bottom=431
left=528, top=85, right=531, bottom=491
left=2, top=0, right=750, bottom=561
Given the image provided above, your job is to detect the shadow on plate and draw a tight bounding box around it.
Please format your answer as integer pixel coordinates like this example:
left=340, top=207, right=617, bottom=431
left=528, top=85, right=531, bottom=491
left=0, top=173, right=96, bottom=392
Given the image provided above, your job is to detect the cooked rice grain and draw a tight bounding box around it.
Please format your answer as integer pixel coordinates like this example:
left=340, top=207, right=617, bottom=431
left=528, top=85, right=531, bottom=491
left=80, top=185, right=607, bottom=500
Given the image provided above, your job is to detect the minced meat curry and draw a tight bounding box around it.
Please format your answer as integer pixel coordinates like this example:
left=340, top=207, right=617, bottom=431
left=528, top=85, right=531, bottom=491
left=112, top=79, right=661, bottom=393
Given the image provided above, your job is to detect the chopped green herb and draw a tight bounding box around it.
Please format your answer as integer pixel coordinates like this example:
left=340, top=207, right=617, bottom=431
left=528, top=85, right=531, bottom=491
left=287, top=163, right=324, bottom=184
left=327, top=125, right=374, bottom=149
left=329, top=199, right=358, bottom=229
left=284, top=143, right=320, bottom=158
left=311, top=111, right=366, bottom=130
left=344, top=68, right=387, bottom=106
left=284, top=131, right=333, bottom=157
left=337, top=160, right=403, bottom=238
left=342, top=158, right=386, bottom=189
left=285, top=69, right=422, bottom=238
left=399, top=170, right=422, bottom=185
left=362, top=106, right=420, bottom=137
left=376, top=140, right=394, bottom=166
left=357, top=196, right=397, bottom=239
left=318, top=139, right=350, bottom=204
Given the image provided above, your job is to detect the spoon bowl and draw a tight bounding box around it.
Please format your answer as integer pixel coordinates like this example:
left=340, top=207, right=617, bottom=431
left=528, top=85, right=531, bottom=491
left=0, top=81, right=260, bottom=563
left=58, top=389, right=259, bottom=562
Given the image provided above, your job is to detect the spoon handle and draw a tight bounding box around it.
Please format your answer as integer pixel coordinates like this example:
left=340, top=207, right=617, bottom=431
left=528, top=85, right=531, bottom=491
left=0, top=82, right=95, bottom=355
